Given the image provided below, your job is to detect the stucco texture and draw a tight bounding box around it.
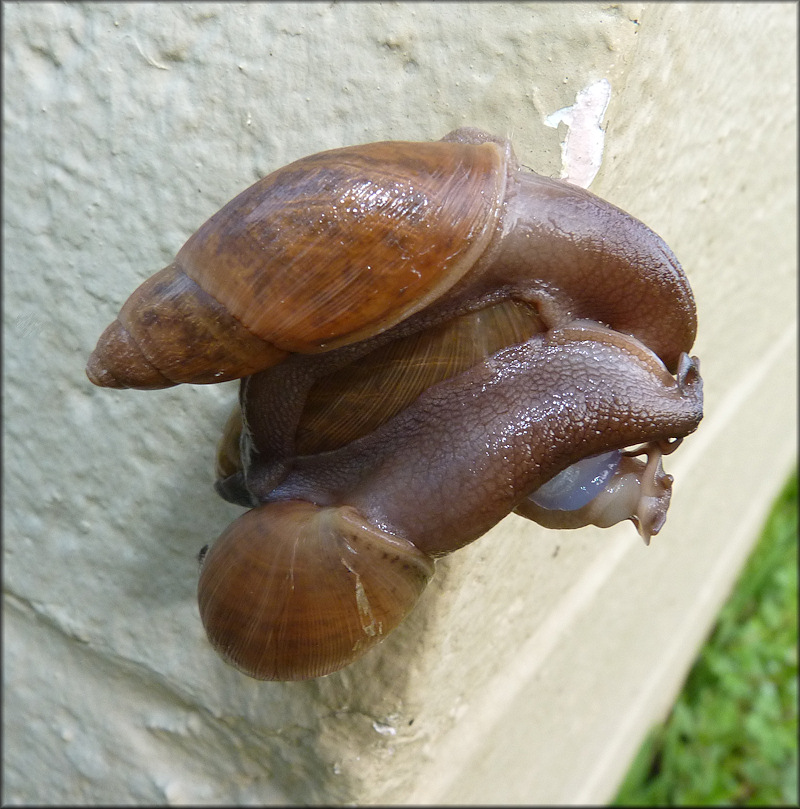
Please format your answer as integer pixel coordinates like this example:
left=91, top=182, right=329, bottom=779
left=3, top=2, right=796, bottom=805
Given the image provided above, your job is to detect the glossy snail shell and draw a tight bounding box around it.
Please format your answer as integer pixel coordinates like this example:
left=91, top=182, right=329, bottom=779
left=87, top=132, right=506, bottom=389
left=87, top=127, right=704, bottom=681
left=198, top=501, right=434, bottom=681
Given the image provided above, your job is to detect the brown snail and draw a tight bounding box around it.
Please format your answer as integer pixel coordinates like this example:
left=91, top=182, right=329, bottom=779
left=87, top=127, right=703, bottom=681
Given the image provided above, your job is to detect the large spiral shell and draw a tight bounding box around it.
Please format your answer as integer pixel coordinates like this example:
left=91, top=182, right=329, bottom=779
left=87, top=138, right=506, bottom=389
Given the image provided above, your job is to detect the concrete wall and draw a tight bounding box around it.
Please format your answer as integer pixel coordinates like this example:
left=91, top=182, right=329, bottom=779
left=4, top=2, right=796, bottom=804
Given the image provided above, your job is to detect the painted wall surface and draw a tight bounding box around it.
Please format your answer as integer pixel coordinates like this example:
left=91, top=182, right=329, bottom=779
left=4, top=2, right=796, bottom=804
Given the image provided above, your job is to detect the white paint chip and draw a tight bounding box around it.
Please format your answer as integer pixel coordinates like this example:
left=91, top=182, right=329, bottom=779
left=544, top=78, right=612, bottom=188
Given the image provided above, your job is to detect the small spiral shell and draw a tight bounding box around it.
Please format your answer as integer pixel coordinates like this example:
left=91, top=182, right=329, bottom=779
left=197, top=500, right=435, bottom=680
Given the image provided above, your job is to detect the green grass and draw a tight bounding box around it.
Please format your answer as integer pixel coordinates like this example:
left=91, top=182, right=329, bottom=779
left=614, top=468, right=798, bottom=807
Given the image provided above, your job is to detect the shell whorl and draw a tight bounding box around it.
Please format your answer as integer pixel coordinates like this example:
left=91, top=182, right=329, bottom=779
left=85, top=263, right=287, bottom=389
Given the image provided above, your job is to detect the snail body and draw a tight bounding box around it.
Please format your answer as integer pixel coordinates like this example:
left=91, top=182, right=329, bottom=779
left=88, top=128, right=703, bottom=680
